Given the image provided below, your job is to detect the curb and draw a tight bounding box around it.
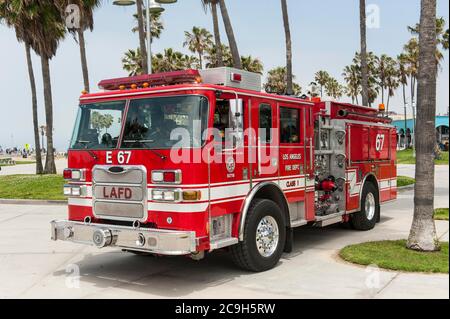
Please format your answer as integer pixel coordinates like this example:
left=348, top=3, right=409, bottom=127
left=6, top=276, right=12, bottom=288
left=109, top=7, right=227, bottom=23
left=0, top=199, right=67, bottom=206
left=397, top=184, right=415, bottom=192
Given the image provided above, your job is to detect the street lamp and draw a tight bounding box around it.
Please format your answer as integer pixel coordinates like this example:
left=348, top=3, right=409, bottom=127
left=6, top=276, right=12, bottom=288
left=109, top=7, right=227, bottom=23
left=113, top=0, right=178, bottom=74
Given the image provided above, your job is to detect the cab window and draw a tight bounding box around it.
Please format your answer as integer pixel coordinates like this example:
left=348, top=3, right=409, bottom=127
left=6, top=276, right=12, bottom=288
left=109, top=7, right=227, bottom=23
left=70, top=101, right=126, bottom=150
left=280, top=107, right=300, bottom=144
left=259, top=104, right=272, bottom=143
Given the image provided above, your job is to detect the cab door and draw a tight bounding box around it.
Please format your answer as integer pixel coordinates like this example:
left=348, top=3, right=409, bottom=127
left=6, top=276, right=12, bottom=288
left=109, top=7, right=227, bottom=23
left=207, top=95, right=250, bottom=231
left=250, top=100, right=279, bottom=183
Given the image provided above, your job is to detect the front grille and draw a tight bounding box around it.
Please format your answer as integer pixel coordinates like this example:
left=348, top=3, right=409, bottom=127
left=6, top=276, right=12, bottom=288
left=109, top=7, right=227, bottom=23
left=92, top=165, right=148, bottom=222
left=94, top=202, right=144, bottom=219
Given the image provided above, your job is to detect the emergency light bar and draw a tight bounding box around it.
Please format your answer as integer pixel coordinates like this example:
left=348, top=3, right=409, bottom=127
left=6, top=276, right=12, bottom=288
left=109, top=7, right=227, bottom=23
left=98, top=69, right=202, bottom=91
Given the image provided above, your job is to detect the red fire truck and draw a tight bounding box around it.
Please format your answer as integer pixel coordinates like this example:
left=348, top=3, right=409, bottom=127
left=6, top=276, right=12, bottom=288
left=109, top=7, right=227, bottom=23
left=51, top=67, right=397, bottom=272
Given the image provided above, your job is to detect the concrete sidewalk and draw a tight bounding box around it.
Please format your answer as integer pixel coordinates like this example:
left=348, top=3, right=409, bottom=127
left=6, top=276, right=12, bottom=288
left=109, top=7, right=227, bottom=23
left=0, top=165, right=448, bottom=299
left=0, top=158, right=67, bottom=176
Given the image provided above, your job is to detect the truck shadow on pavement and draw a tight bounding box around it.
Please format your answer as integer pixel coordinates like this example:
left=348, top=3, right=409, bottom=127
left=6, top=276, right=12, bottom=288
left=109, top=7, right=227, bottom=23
left=50, top=218, right=395, bottom=297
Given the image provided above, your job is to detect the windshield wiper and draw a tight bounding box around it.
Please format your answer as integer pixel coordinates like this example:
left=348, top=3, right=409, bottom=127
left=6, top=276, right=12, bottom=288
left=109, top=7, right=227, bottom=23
left=122, top=140, right=166, bottom=160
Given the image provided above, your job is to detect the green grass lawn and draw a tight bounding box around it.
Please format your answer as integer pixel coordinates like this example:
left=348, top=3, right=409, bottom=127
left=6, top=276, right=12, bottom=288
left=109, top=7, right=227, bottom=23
left=0, top=174, right=65, bottom=200
left=340, top=240, right=448, bottom=273
left=434, top=208, right=449, bottom=221
left=0, top=160, right=36, bottom=167
left=397, top=176, right=415, bottom=187
left=397, top=149, right=449, bottom=165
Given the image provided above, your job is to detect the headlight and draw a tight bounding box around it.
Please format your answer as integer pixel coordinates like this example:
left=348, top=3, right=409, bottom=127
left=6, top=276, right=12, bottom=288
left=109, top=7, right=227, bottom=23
left=63, top=185, right=86, bottom=197
left=151, top=189, right=181, bottom=202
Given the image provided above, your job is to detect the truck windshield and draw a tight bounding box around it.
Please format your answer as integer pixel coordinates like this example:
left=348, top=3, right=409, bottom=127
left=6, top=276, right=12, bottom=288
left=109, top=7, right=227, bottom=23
left=121, top=96, right=209, bottom=149
left=70, top=101, right=126, bottom=150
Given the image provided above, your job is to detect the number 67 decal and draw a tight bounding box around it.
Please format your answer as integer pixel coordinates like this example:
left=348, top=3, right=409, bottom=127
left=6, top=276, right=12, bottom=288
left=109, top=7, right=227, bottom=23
left=375, top=134, right=385, bottom=152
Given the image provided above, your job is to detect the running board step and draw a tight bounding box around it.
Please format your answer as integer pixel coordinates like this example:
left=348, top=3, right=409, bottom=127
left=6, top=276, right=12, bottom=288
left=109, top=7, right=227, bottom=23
left=314, top=211, right=346, bottom=227
left=209, top=237, right=239, bottom=250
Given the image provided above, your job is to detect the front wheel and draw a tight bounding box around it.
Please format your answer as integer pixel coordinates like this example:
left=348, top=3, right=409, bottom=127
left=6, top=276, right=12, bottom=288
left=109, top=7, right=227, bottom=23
left=350, top=182, right=379, bottom=231
left=231, top=199, right=286, bottom=272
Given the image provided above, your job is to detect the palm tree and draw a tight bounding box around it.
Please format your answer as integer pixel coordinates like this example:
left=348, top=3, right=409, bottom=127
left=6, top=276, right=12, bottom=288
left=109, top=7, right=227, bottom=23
left=153, top=48, right=194, bottom=73
left=264, top=67, right=301, bottom=96
left=398, top=54, right=409, bottom=133
left=201, top=0, right=223, bottom=67
left=135, top=0, right=147, bottom=74
left=0, top=0, right=43, bottom=174
left=280, top=0, right=293, bottom=95
left=351, top=52, right=379, bottom=107
left=32, top=0, right=66, bottom=174
left=59, top=1, right=101, bottom=92
left=407, top=0, right=439, bottom=252
left=132, top=9, right=163, bottom=42
left=241, top=55, right=263, bottom=74
left=183, top=27, right=213, bottom=69
left=122, top=48, right=143, bottom=76
left=343, top=64, right=360, bottom=104
left=314, top=71, right=330, bottom=97
left=325, top=77, right=344, bottom=100
left=444, top=28, right=449, bottom=49
left=359, top=0, right=369, bottom=106
left=408, top=17, right=448, bottom=51
left=205, top=44, right=232, bottom=68
left=218, top=0, right=242, bottom=69
left=403, top=38, right=419, bottom=110
left=376, top=54, right=397, bottom=108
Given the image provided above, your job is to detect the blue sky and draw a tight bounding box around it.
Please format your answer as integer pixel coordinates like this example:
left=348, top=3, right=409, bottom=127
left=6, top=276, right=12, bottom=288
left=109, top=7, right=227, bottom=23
left=0, top=0, right=449, bottom=150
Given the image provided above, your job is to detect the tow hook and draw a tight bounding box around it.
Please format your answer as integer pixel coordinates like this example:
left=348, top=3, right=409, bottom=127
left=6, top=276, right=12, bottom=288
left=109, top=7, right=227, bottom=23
left=92, top=229, right=113, bottom=248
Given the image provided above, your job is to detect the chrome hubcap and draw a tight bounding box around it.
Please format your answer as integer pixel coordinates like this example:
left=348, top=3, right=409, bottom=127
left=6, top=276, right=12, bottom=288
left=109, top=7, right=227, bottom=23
left=256, top=216, right=279, bottom=258
left=365, top=192, right=376, bottom=220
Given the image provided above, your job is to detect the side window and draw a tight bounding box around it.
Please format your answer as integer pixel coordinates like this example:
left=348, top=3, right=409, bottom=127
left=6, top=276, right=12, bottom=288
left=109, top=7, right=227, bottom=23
left=213, top=99, right=244, bottom=148
left=280, top=107, right=300, bottom=144
left=213, top=100, right=230, bottom=143
left=259, top=104, right=272, bottom=143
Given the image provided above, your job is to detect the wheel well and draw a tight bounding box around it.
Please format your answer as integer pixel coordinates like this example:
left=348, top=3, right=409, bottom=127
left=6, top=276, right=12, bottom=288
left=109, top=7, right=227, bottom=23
left=253, top=184, right=290, bottom=228
left=363, top=174, right=380, bottom=200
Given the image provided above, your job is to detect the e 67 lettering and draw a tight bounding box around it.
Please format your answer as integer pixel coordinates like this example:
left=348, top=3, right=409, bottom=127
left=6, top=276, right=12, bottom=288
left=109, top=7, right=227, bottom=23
left=106, top=151, right=131, bottom=164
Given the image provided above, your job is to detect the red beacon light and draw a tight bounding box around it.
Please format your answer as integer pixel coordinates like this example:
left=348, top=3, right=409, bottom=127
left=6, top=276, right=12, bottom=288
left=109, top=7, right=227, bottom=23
left=230, top=72, right=242, bottom=83
left=98, top=69, right=202, bottom=91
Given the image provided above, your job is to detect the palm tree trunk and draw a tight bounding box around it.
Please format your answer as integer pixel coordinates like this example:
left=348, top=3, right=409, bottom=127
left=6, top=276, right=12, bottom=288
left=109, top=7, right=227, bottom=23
left=407, top=0, right=439, bottom=252
left=403, top=83, right=408, bottom=134
left=218, top=0, right=242, bottom=69
left=359, top=0, right=369, bottom=106
left=387, top=92, right=390, bottom=113
left=41, top=55, right=56, bottom=174
left=78, top=29, right=90, bottom=92
left=211, top=1, right=224, bottom=67
left=136, top=0, right=148, bottom=74
left=25, top=43, right=43, bottom=175
left=281, top=0, right=293, bottom=95
left=199, top=52, right=203, bottom=69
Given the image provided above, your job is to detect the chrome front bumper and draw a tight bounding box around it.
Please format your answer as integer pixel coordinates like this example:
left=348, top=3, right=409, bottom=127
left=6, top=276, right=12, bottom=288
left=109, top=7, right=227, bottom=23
left=50, top=220, right=197, bottom=255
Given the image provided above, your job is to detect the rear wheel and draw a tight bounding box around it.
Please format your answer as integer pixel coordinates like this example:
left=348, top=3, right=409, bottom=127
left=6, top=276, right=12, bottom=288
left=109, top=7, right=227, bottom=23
left=350, top=182, right=379, bottom=231
left=231, top=199, right=286, bottom=272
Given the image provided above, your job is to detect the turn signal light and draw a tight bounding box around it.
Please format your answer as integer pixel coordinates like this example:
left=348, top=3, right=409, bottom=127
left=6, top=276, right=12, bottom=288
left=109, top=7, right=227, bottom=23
left=182, top=190, right=202, bottom=201
left=152, top=170, right=182, bottom=184
left=63, top=168, right=85, bottom=181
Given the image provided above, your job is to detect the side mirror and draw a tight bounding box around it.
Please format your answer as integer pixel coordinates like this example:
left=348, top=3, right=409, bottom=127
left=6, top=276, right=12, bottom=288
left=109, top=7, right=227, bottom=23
left=228, top=99, right=244, bottom=148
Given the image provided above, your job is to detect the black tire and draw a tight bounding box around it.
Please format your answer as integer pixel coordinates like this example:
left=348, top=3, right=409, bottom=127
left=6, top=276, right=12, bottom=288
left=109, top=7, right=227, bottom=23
left=230, top=199, right=286, bottom=272
left=350, top=182, right=379, bottom=231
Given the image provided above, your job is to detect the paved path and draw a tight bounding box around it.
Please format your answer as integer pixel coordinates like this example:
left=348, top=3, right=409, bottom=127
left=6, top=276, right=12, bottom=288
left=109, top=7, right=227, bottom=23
left=0, top=165, right=448, bottom=299
left=0, top=159, right=67, bottom=176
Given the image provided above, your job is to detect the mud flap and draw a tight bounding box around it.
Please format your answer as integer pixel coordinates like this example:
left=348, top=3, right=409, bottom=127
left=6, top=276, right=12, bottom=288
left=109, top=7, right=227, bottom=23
left=283, top=227, right=294, bottom=253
